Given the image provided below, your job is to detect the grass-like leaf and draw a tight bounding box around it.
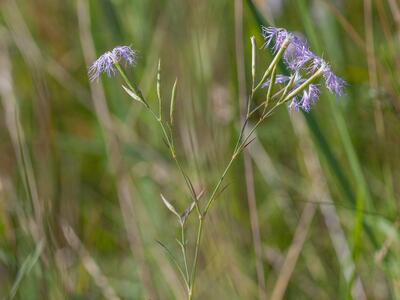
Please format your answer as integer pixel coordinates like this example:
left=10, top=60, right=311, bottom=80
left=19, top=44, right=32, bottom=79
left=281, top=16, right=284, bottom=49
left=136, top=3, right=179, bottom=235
left=161, top=194, right=182, bottom=222
left=9, top=240, right=44, bottom=299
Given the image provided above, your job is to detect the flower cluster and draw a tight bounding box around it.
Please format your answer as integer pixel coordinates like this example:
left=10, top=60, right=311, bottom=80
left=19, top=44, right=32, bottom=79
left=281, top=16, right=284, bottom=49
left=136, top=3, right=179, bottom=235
left=88, top=46, right=137, bottom=81
left=262, top=26, right=346, bottom=111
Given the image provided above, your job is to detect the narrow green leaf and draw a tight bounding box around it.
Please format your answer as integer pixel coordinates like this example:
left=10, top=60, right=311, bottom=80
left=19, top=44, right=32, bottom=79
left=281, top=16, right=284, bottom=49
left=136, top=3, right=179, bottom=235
left=9, top=240, right=44, bottom=299
left=251, top=36, right=256, bottom=86
left=170, top=78, right=178, bottom=125
left=156, top=240, right=189, bottom=289
left=160, top=194, right=181, bottom=221
left=122, top=85, right=146, bottom=106
left=157, top=59, right=162, bottom=120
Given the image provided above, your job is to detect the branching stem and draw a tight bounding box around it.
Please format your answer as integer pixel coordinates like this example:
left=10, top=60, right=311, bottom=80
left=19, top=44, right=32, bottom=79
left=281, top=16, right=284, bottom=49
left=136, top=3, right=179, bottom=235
left=116, top=41, right=320, bottom=299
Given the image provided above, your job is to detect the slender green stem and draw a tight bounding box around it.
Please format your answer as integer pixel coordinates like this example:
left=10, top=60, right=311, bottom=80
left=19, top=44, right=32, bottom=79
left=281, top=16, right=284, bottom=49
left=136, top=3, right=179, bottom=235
left=248, top=38, right=288, bottom=117
left=203, top=156, right=237, bottom=216
left=280, top=66, right=325, bottom=104
left=240, top=104, right=280, bottom=151
left=276, top=74, right=296, bottom=105
left=251, top=36, right=256, bottom=90
left=262, top=64, right=277, bottom=115
left=248, top=88, right=285, bottom=118
left=188, top=115, right=263, bottom=300
left=187, top=107, right=253, bottom=299
left=155, top=117, right=201, bottom=215
left=157, top=59, right=162, bottom=120
left=248, top=36, right=257, bottom=116
left=116, top=47, right=321, bottom=299
left=114, top=62, right=149, bottom=108
left=188, top=74, right=281, bottom=298
left=116, top=65, right=201, bottom=215
left=173, top=152, right=202, bottom=216
left=180, top=224, right=190, bottom=286
left=188, top=216, right=204, bottom=300
left=253, top=37, right=290, bottom=91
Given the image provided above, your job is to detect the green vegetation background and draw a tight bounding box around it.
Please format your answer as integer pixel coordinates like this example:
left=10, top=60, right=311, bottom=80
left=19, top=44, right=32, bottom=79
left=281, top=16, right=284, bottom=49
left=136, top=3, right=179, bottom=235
left=0, top=0, right=399, bottom=299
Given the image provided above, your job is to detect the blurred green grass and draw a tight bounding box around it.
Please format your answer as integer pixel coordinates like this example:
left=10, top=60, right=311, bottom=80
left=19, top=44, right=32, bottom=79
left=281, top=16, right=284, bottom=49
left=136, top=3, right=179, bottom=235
left=0, top=0, right=399, bottom=299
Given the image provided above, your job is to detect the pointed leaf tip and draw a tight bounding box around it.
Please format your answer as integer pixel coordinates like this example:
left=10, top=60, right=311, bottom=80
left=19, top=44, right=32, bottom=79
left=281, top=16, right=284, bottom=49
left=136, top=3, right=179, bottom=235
left=122, top=85, right=145, bottom=105
left=160, top=194, right=181, bottom=220
left=170, top=78, right=178, bottom=125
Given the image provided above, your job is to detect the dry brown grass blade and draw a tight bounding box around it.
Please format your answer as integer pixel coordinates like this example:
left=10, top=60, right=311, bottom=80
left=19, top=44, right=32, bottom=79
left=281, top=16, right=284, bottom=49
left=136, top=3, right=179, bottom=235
left=318, top=0, right=365, bottom=48
left=290, top=113, right=366, bottom=300
left=250, top=109, right=366, bottom=299
left=0, top=27, right=45, bottom=247
left=200, top=216, right=262, bottom=298
left=3, top=1, right=57, bottom=216
left=253, top=0, right=276, bottom=26
left=375, top=1, right=400, bottom=71
left=364, top=0, right=385, bottom=139
left=387, top=0, right=400, bottom=27
left=375, top=220, right=400, bottom=265
left=269, top=196, right=317, bottom=300
left=75, top=1, right=158, bottom=298
left=62, top=223, right=121, bottom=300
left=2, top=0, right=89, bottom=107
left=318, top=0, right=400, bottom=111
left=234, top=0, right=266, bottom=298
left=76, top=2, right=186, bottom=298
left=247, top=133, right=330, bottom=298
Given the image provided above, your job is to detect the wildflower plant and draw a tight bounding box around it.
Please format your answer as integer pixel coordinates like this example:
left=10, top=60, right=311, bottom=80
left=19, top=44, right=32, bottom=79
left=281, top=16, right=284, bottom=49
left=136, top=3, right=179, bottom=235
left=88, top=26, right=345, bottom=299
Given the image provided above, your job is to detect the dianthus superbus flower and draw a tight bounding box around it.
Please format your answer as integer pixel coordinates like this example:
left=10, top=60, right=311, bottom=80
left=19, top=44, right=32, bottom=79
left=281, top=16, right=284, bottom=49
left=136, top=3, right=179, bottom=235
left=323, top=68, right=346, bottom=96
left=284, top=35, right=314, bottom=71
left=262, top=73, right=305, bottom=88
left=288, top=97, right=300, bottom=111
left=300, top=84, right=319, bottom=112
left=262, top=74, right=291, bottom=88
left=89, top=45, right=137, bottom=81
left=262, top=27, right=291, bottom=53
left=261, top=26, right=346, bottom=111
left=112, top=46, right=137, bottom=65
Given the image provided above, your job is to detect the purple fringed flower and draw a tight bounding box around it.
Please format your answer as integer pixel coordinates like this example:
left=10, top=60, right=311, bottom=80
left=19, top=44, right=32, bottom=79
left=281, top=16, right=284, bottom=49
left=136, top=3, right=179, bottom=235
left=112, top=46, right=137, bottom=65
left=305, top=56, right=346, bottom=96
left=286, top=81, right=320, bottom=112
left=262, top=26, right=347, bottom=100
left=262, top=74, right=290, bottom=88
left=88, top=51, right=115, bottom=81
left=283, top=35, right=314, bottom=71
left=88, top=45, right=137, bottom=81
left=308, top=58, right=346, bottom=97
left=324, top=68, right=346, bottom=96
left=262, top=72, right=305, bottom=88
left=307, top=55, right=325, bottom=74
left=300, top=84, right=320, bottom=112
left=288, top=97, right=300, bottom=111
left=262, top=26, right=291, bottom=53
